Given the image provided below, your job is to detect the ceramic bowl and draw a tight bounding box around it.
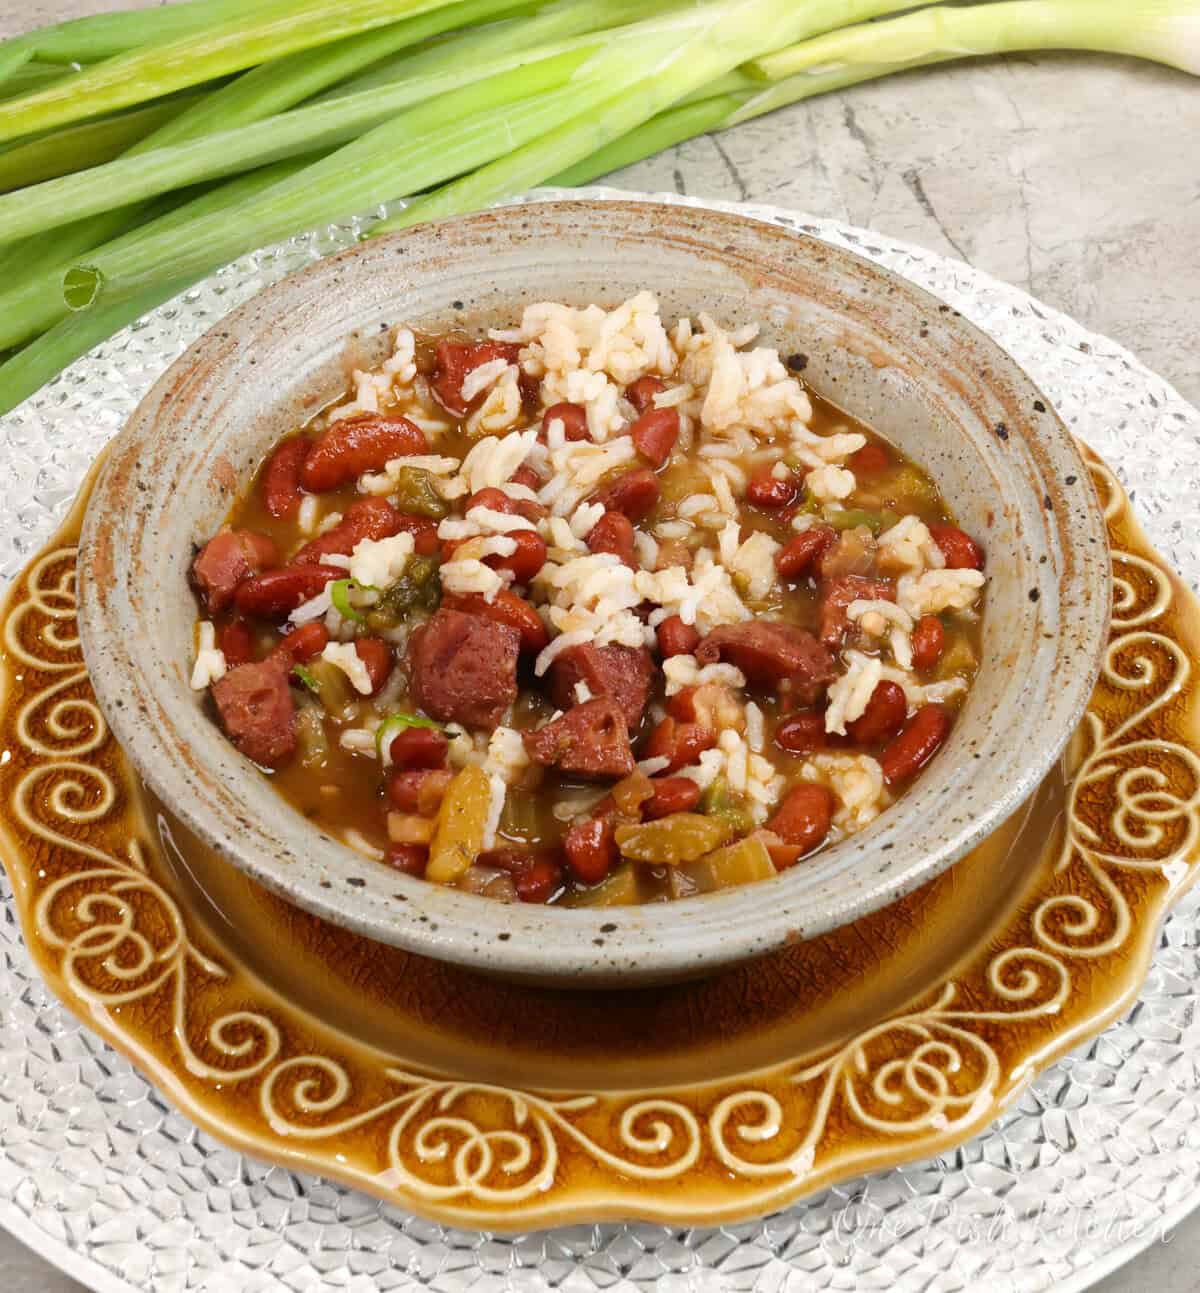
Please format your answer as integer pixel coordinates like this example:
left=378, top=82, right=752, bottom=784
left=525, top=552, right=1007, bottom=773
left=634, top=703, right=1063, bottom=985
left=76, top=199, right=1110, bottom=986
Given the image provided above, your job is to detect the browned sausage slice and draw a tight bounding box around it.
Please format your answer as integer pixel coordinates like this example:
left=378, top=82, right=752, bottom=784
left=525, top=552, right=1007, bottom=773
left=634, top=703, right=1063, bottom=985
left=549, top=643, right=654, bottom=731
left=407, top=608, right=520, bottom=730
left=210, top=659, right=296, bottom=767
left=523, top=699, right=635, bottom=779
left=696, top=621, right=836, bottom=706
left=191, top=530, right=278, bottom=614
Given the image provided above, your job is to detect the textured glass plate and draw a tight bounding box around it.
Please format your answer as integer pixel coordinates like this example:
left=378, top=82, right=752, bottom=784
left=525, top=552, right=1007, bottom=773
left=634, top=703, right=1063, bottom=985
left=2, top=189, right=1200, bottom=1293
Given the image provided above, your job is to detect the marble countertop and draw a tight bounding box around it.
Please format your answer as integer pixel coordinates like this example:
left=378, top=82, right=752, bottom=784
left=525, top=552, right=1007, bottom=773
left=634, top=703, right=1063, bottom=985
left=2, top=3, right=1198, bottom=1289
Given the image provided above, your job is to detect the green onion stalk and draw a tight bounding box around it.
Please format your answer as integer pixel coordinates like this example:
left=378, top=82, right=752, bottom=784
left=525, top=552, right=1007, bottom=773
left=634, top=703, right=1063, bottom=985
left=0, top=0, right=469, bottom=141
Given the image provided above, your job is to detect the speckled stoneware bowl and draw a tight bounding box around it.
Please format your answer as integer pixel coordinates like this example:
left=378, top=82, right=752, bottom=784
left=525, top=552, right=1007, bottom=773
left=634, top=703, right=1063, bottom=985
left=76, top=200, right=1110, bottom=986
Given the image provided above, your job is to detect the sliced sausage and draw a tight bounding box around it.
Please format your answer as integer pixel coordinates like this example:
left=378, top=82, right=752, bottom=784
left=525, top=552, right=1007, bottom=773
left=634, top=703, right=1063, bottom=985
left=549, top=643, right=654, bottom=731
left=234, top=563, right=345, bottom=619
left=300, top=413, right=427, bottom=492
left=261, top=437, right=311, bottom=520
left=817, top=575, right=895, bottom=649
left=585, top=510, right=636, bottom=566
left=589, top=467, right=660, bottom=521
left=191, top=529, right=279, bottom=614
left=407, top=607, right=520, bottom=730
left=523, top=698, right=635, bottom=779
left=696, top=621, right=837, bottom=706
left=431, top=339, right=521, bottom=415
left=442, top=590, right=548, bottom=654
left=210, top=658, right=296, bottom=767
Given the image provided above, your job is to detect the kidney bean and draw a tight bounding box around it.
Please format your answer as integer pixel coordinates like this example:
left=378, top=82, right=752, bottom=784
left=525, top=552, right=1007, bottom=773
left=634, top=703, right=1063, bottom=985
left=642, top=717, right=717, bottom=774
left=630, top=407, right=680, bottom=469
left=511, top=465, right=541, bottom=492
left=478, top=848, right=565, bottom=904
left=389, top=727, right=448, bottom=770
left=386, top=767, right=453, bottom=814
left=386, top=844, right=429, bottom=877
left=443, top=589, right=548, bottom=653
left=746, top=468, right=800, bottom=510
left=643, top=777, right=701, bottom=820
left=625, top=375, right=665, bottom=414
left=466, top=485, right=546, bottom=523
left=910, top=615, right=946, bottom=670
left=273, top=620, right=329, bottom=664
left=929, top=524, right=984, bottom=570
left=494, top=529, right=548, bottom=583
left=354, top=637, right=393, bottom=695
left=234, top=564, right=344, bottom=618
left=766, top=784, right=835, bottom=867
left=431, top=339, right=521, bottom=414
left=774, top=711, right=827, bottom=756
left=292, top=497, right=405, bottom=564
left=846, top=680, right=908, bottom=745
left=563, top=814, right=618, bottom=885
left=218, top=619, right=255, bottom=667
left=261, top=437, right=312, bottom=520
left=191, top=530, right=280, bottom=614
left=848, top=443, right=891, bottom=475
left=590, top=467, right=660, bottom=521
left=776, top=526, right=837, bottom=580
left=586, top=510, right=637, bottom=566
left=541, top=401, right=590, bottom=441
left=880, top=704, right=951, bottom=786
left=299, top=414, right=427, bottom=492
left=657, top=615, right=700, bottom=659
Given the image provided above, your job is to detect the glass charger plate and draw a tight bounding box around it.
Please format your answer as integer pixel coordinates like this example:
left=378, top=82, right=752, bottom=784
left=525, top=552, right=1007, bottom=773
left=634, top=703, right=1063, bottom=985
left=1, top=189, right=1199, bottom=1293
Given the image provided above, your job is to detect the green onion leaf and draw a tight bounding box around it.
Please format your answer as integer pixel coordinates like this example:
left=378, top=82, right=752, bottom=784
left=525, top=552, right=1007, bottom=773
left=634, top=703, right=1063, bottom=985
left=291, top=664, right=322, bottom=694
left=330, top=578, right=369, bottom=625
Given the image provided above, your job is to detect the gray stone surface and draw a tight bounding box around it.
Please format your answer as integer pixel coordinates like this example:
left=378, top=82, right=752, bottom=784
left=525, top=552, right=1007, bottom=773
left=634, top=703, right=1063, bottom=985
left=0, top=2, right=1198, bottom=1290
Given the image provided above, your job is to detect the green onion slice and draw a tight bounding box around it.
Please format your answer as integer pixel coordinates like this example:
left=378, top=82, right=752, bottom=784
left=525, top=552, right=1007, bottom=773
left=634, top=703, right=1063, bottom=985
left=330, top=577, right=370, bottom=624
left=291, top=664, right=321, bottom=694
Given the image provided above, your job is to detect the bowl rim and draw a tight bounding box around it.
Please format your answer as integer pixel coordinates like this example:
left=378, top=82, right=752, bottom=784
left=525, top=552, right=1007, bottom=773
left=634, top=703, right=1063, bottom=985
left=76, top=198, right=1111, bottom=981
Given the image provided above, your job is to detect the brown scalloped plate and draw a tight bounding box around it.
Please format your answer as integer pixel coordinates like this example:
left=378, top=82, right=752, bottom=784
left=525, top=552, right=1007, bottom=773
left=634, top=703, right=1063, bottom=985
left=1, top=445, right=1197, bottom=1232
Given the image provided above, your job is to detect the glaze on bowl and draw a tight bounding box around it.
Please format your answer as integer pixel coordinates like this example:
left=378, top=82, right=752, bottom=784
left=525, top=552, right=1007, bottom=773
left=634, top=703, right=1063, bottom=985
left=76, top=200, right=1111, bottom=986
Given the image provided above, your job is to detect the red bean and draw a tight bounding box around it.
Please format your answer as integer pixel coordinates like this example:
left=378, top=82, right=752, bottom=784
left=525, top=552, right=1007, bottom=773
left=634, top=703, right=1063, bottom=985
left=299, top=414, right=427, bottom=492
left=511, top=464, right=541, bottom=492
left=217, top=620, right=255, bottom=668
left=846, top=680, right=908, bottom=745
left=630, top=407, right=680, bottom=469
left=642, top=717, right=717, bottom=774
left=657, top=615, right=700, bottom=659
left=929, top=524, right=984, bottom=571
left=625, top=375, right=665, bottom=414
left=848, top=443, right=891, bottom=475
left=590, top=468, right=660, bottom=522
left=443, top=589, right=549, bottom=654
left=495, top=529, right=548, bottom=583
left=880, top=704, right=951, bottom=786
left=292, top=497, right=408, bottom=565
left=273, top=621, right=329, bottom=664
left=354, top=637, right=393, bottom=695
left=466, top=485, right=546, bottom=523
left=261, top=437, right=312, bottom=520
left=643, top=777, right=701, bottom=820
left=386, top=768, right=453, bottom=814
left=234, top=564, right=345, bottom=619
left=586, top=510, right=637, bottom=566
left=911, top=615, right=946, bottom=670
left=191, top=530, right=280, bottom=614
left=776, top=526, right=837, bottom=580
left=766, top=784, right=834, bottom=867
left=563, top=815, right=618, bottom=885
left=541, top=401, right=590, bottom=441
left=478, top=848, right=565, bottom=904
left=746, top=468, right=799, bottom=510
left=388, top=727, right=448, bottom=770
left=386, top=844, right=429, bottom=877
left=774, top=712, right=827, bottom=756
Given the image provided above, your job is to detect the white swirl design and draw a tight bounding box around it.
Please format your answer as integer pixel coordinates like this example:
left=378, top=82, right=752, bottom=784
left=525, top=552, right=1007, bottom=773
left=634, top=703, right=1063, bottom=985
left=4, top=455, right=1199, bottom=1214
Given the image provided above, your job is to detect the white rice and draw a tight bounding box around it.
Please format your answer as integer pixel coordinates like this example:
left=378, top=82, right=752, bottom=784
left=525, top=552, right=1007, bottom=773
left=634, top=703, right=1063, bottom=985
left=190, top=621, right=227, bottom=690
